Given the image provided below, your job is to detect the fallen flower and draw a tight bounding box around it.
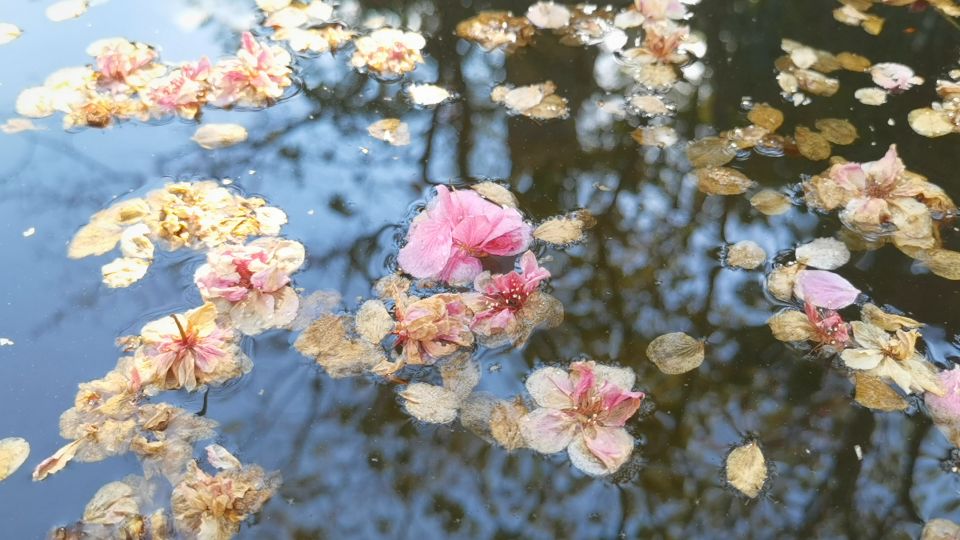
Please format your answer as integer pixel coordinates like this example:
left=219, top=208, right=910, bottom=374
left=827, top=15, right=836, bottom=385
left=926, top=365, right=960, bottom=446
left=455, top=11, right=534, bottom=53
left=634, top=0, right=687, bottom=20
left=191, top=123, right=248, bottom=149
left=840, top=321, right=945, bottom=395
left=144, top=57, right=212, bottom=119
left=520, top=361, right=643, bottom=475
left=93, top=39, right=165, bottom=94
left=869, top=62, right=924, bottom=92
left=350, top=28, right=425, bottom=78
left=210, top=32, right=293, bottom=108
left=397, top=185, right=532, bottom=284
left=526, top=2, right=572, bottom=29
left=391, top=291, right=474, bottom=366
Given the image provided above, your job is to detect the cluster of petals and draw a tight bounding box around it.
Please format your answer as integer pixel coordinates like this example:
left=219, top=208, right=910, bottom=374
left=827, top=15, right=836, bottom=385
left=144, top=58, right=212, bottom=120
left=392, top=291, right=474, bottom=366
left=92, top=38, right=165, bottom=93
left=840, top=321, right=945, bottom=396
left=520, top=361, right=643, bottom=475
left=210, top=32, right=293, bottom=108
left=621, top=20, right=690, bottom=66
left=634, top=0, right=688, bottom=21
left=869, top=62, right=924, bottom=92
left=463, top=250, right=550, bottom=338
left=350, top=27, right=426, bottom=78
left=398, top=185, right=533, bottom=285
left=134, top=303, right=249, bottom=393
left=194, top=238, right=305, bottom=335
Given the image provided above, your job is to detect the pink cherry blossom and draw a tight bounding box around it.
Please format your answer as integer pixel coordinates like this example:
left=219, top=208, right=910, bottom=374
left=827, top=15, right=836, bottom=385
left=795, top=269, right=861, bottom=310
left=210, top=32, right=293, bottom=108
left=194, top=238, right=305, bottom=335
left=463, top=251, right=550, bottom=337
left=94, top=39, right=163, bottom=93
left=520, top=361, right=643, bottom=475
left=397, top=185, right=532, bottom=285
left=144, top=57, right=212, bottom=120
left=634, top=0, right=688, bottom=21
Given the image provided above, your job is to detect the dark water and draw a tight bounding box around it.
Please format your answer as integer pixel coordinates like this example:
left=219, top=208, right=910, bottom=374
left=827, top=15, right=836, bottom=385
left=2, top=0, right=960, bottom=538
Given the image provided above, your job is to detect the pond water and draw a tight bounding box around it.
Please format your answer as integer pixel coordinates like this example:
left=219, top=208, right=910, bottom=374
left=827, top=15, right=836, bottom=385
left=3, top=0, right=960, bottom=538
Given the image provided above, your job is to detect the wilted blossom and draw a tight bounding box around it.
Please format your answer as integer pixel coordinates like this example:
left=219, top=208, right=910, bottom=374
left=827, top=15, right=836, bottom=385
left=869, top=62, right=924, bottom=92
left=463, top=250, right=550, bottom=337
left=210, top=32, right=293, bottom=108
left=350, top=28, right=426, bottom=78
left=135, top=303, right=251, bottom=393
left=520, top=361, right=643, bottom=475
left=634, top=0, right=687, bottom=20
left=171, top=457, right=280, bottom=540
left=397, top=185, right=532, bottom=284
left=804, top=301, right=850, bottom=350
left=840, top=322, right=945, bottom=396
left=620, top=20, right=689, bottom=66
left=195, top=238, right=305, bottom=335
left=144, top=57, right=212, bottom=119
left=391, top=291, right=474, bottom=366
left=92, top=39, right=165, bottom=94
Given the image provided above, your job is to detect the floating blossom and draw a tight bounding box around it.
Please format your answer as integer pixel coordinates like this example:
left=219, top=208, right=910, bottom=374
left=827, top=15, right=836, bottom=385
left=620, top=20, right=690, bottom=66
left=211, top=32, right=293, bottom=108
left=840, top=322, right=945, bottom=396
left=397, top=185, right=532, bottom=284
left=926, top=365, right=960, bottom=445
left=455, top=11, right=535, bottom=53
left=391, top=291, right=474, bottom=366
left=805, top=301, right=851, bottom=349
left=195, top=238, right=305, bottom=335
left=520, top=361, right=643, bottom=475
left=93, top=39, right=165, bottom=94
left=144, top=57, right=212, bottom=119
left=634, top=0, right=687, bottom=20
left=135, top=303, right=251, bottom=393
left=350, top=28, right=425, bottom=78
left=868, top=62, right=924, bottom=92
left=171, top=457, right=280, bottom=540
left=463, top=251, right=562, bottom=348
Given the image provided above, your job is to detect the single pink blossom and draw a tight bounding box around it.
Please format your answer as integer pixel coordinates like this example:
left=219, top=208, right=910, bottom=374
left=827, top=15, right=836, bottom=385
left=634, top=0, right=687, bottom=20
left=194, top=239, right=305, bottom=335
left=210, top=32, right=293, bottom=108
left=397, top=185, right=533, bottom=284
left=804, top=301, right=850, bottom=349
left=463, top=251, right=550, bottom=336
left=868, top=62, right=924, bottom=92
left=145, top=57, right=212, bottom=119
left=520, top=361, right=643, bottom=475
left=795, top=269, right=861, bottom=310
left=95, top=40, right=162, bottom=93
left=138, top=303, right=233, bottom=392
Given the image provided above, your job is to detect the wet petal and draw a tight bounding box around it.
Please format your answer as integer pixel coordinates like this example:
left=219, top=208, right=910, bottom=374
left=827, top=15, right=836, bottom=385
left=725, top=441, right=766, bottom=498
left=695, top=167, right=755, bottom=196
left=526, top=2, right=572, bottom=29
left=767, top=310, right=816, bottom=342
left=533, top=210, right=594, bottom=245
left=525, top=366, right=574, bottom=409
left=400, top=383, right=460, bottom=424
left=490, top=398, right=530, bottom=451
left=841, top=348, right=885, bottom=370
left=519, top=407, right=577, bottom=454
left=578, top=427, right=634, bottom=475
left=726, top=240, right=766, bottom=270
left=0, top=24, right=22, bottom=45
left=368, top=119, right=411, bottom=146
left=795, top=237, right=851, bottom=270
left=191, top=123, right=248, bottom=149
left=750, top=190, right=793, bottom=216
left=355, top=300, right=395, bottom=344
left=646, top=332, right=705, bottom=374
left=908, top=108, right=955, bottom=138
left=815, top=118, right=859, bottom=145
left=0, top=438, right=30, bottom=482
left=794, top=269, right=860, bottom=309
left=796, top=126, right=832, bottom=161
left=854, top=373, right=909, bottom=411
left=102, top=257, right=151, bottom=288
left=686, top=137, right=737, bottom=168
left=205, top=444, right=242, bottom=471
left=747, top=103, right=784, bottom=131
left=855, top=87, right=887, bottom=105
left=46, top=0, right=88, bottom=22
left=33, top=438, right=84, bottom=481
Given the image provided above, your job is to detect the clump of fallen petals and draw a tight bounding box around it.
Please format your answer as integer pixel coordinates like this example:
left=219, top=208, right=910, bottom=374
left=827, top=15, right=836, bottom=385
left=463, top=251, right=563, bottom=348
left=491, top=81, right=569, bottom=120
left=397, top=185, right=532, bottom=285
left=455, top=11, right=535, bottom=53
left=350, top=28, right=425, bottom=78
left=840, top=322, right=945, bottom=396
left=210, top=32, right=293, bottom=108
left=92, top=39, right=165, bottom=94
left=520, top=361, right=643, bottom=476
left=926, top=365, right=960, bottom=446
left=171, top=456, right=280, bottom=540
left=391, top=290, right=474, bottom=366
left=144, top=58, right=212, bottom=119
left=134, top=303, right=252, bottom=393
left=195, top=238, right=305, bottom=335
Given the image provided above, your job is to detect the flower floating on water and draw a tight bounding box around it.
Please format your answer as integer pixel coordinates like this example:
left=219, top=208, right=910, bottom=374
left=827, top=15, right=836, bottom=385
left=350, top=28, right=425, bottom=79
left=91, top=38, right=165, bottom=94
left=926, top=365, right=960, bottom=446
left=634, top=0, right=688, bottom=20
left=455, top=11, right=535, bottom=53
left=195, top=238, right=305, bottom=335
left=210, top=32, right=293, bottom=108
left=397, top=185, right=532, bottom=285
left=171, top=451, right=280, bottom=540
left=463, top=251, right=563, bottom=348
left=520, top=361, right=643, bottom=475
left=868, top=62, right=924, bottom=92
left=391, top=291, right=474, bottom=366
left=768, top=301, right=851, bottom=354
left=144, top=57, right=212, bottom=119
left=134, top=303, right=252, bottom=393
left=840, top=322, right=945, bottom=396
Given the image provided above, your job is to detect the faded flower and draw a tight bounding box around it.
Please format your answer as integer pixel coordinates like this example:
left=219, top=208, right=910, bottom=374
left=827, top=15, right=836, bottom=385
left=391, top=291, right=474, bottom=366
left=397, top=185, right=532, bottom=284
left=840, top=322, right=945, bottom=396
left=210, top=32, right=293, bottom=108
left=195, top=238, right=305, bottom=335
left=455, top=11, right=534, bottom=53
left=135, top=303, right=251, bottom=393
left=520, top=361, right=643, bottom=475
left=350, top=28, right=425, bottom=78
left=144, top=57, right=212, bottom=119
left=620, top=20, right=690, bottom=66
left=92, top=39, right=166, bottom=94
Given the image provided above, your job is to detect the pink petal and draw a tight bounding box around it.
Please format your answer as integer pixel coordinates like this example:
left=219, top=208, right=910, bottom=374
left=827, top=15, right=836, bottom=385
left=570, top=362, right=596, bottom=403
left=864, top=144, right=904, bottom=185
left=582, top=426, right=634, bottom=472
left=437, top=252, right=483, bottom=284
left=927, top=366, right=960, bottom=420
left=829, top=162, right=867, bottom=191
left=795, top=270, right=861, bottom=310
left=398, top=219, right=453, bottom=278
left=519, top=408, right=577, bottom=454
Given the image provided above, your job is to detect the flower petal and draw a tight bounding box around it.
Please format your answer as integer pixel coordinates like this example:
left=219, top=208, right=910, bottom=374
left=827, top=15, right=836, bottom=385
left=525, top=367, right=574, bottom=409
left=794, top=269, right=860, bottom=309
left=519, top=408, right=577, bottom=454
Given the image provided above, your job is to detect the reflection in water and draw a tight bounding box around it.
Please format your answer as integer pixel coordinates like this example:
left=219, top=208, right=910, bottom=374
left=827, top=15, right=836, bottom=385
left=2, top=0, right=960, bottom=539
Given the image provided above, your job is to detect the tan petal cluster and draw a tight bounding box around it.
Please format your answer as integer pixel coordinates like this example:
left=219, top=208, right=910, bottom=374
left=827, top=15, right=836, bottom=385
left=840, top=322, right=945, bottom=396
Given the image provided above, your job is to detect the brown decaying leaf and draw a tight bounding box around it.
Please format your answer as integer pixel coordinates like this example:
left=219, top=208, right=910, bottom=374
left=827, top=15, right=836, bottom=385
left=726, top=241, right=766, bottom=270
left=747, top=103, right=784, bottom=131
left=861, top=303, right=921, bottom=331
left=686, top=137, right=738, bottom=168
left=400, top=383, right=460, bottom=424
left=837, top=52, right=872, bottom=72
left=490, top=398, right=529, bottom=451
left=767, top=310, right=815, bottom=342
left=795, top=126, right=831, bottom=161
left=725, top=441, right=767, bottom=498
left=533, top=210, right=595, bottom=245
left=815, top=119, right=858, bottom=145
left=368, top=119, right=411, bottom=146
left=0, top=437, right=30, bottom=482
left=695, top=167, right=755, bottom=196
left=646, top=332, right=705, bottom=375
left=750, top=190, right=793, bottom=216
left=854, top=373, right=909, bottom=411
left=471, top=182, right=518, bottom=208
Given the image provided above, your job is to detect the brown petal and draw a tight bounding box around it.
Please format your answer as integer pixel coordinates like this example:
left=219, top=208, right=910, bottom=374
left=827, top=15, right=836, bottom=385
left=0, top=437, right=30, bottom=482
left=646, top=332, right=705, bottom=374
left=795, top=126, right=832, bottom=161
left=853, top=373, right=909, bottom=411
left=747, top=103, right=784, bottom=131
left=725, top=441, right=767, bottom=498
left=767, top=310, right=816, bottom=342
left=686, top=137, right=737, bottom=168
left=750, top=190, right=793, bottom=216
left=814, top=119, right=858, bottom=145
left=695, top=167, right=755, bottom=196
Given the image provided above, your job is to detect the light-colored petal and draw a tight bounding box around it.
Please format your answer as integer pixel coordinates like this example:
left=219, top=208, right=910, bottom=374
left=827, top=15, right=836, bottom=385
left=524, top=367, right=574, bottom=409
left=519, top=408, right=577, bottom=454
left=840, top=348, right=885, bottom=370
left=794, top=269, right=860, bottom=309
